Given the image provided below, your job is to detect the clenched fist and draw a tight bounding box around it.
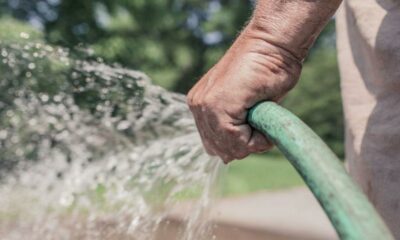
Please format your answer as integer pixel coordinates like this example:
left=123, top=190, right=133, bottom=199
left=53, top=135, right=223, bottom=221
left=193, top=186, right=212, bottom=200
left=187, top=21, right=302, bottom=163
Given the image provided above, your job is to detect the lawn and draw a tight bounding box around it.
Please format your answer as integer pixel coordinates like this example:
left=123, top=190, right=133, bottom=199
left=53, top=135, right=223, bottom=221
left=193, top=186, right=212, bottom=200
left=220, top=151, right=304, bottom=196
left=172, top=150, right=304, bottom=200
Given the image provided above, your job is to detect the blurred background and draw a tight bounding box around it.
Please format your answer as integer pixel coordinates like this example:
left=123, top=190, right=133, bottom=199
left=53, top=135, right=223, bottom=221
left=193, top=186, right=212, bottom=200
left=0, top=0, right=343, bottom=195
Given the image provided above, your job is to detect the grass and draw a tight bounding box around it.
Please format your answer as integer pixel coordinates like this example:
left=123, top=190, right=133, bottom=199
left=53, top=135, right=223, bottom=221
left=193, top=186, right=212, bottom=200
left=173, top=150, right=305, bottom=200
left=220, top=151, right=304, bottom=196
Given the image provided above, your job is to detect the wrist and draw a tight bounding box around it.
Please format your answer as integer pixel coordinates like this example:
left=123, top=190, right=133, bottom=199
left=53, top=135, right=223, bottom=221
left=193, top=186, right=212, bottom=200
left=246, top=17, right=313, bottom=62
left=239, top=23, right=303, bottom=69
left=231, top=26, right=303, bottom=100
left=247, top=0, right=342, bottom=61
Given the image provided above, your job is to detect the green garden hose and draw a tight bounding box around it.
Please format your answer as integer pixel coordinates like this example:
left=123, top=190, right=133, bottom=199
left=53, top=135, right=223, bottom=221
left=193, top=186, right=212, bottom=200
left=248, top=102, right=394, bottom=240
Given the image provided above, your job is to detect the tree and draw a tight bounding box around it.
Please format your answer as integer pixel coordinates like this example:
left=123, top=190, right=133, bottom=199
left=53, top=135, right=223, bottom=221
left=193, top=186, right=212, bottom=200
left=1, top=0, right=254, bottom=92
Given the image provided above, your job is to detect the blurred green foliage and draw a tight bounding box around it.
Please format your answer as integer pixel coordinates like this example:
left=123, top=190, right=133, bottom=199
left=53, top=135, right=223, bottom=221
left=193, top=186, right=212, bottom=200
left=283, top=47, right=344, bottom=157
left=1, top=0, right=253, bottom=92
left=0, top=18, right=43, bottom=42
left=0, top=1, right=344, bottom=156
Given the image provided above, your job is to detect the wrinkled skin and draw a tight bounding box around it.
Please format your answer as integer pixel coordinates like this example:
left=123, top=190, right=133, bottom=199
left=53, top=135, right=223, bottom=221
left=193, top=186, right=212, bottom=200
left=187, top=23, right=302, bottom=163
left=187, top=0, right=342, bottom=163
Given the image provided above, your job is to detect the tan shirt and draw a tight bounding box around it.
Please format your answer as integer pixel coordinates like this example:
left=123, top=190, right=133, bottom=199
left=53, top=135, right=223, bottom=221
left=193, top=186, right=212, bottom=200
left=336, top=0, right=400, bottom=237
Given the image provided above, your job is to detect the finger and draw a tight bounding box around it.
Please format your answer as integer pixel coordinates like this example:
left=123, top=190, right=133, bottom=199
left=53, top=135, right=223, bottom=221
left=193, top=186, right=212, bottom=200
left=204, top=125, right=236, bottom=162
left=247, top=130, right=274, bottom=153
left=192, top=103, right=230, bottom=160
left=192, top=111, right=217, bottom=156
left=188, top=77, right=219, bottom=157
left=194, top=102, right=239, bottom=162
left=198, top=126, right=218, bottom=156
left=203, top=138, right=217, bottom=156
left=228, top=124, right=253, bottom=158
left=188, top=75, right=249, bottom=162
left=199, top=104, right=253, bottom=161
left=199, top=129, right=232, bottom=163
left=207, top=121, right=250, bottom=161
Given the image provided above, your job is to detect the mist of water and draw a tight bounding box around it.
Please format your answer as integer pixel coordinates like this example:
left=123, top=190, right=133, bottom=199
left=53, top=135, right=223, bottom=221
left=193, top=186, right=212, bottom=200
left=0, top=34, right=222, bottom=239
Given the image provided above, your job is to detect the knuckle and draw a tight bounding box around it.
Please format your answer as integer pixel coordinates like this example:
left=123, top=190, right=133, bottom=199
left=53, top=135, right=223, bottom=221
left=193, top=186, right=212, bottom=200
left=186, top=89, right=195, bottom=104
left=187, top=92, right=205, bottom=109
left=223, top=126, right=241, bottom=137
left=224, top=126, right=237, bottom=135
left=186, top=95, right=194, bottom=106
left=188, top=98, right=198, bottom=108
left=188, top=95, right=212, bottom=110
left=202, top=94, right=214, bottom=105
left=188, top=98, right=201, bottom=110
left=187, top=97, right=196, bottom=110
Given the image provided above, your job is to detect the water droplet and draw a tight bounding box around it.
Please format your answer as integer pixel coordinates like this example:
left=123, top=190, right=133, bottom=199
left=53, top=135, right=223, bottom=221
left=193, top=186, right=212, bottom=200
left=117, top=120, right=131, bottom=130
left=40, top=94, right=49, bottom=102
left=25, top=71, right=32, bottom=78
left=28, top=63, right=36, bottom=70
left=53, top=95, right=62, bottom=102
left=60, top=193, right=74, bottom=207
left=19, top=32, right=30, bottom=39
left=1, top=49, right=8, bottom=57
left=0, top=130, right=8, bottom=139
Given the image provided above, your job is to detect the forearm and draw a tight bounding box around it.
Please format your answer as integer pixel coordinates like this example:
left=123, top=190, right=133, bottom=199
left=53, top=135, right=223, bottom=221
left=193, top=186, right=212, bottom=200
left=247, top=0, right=342, bottom=61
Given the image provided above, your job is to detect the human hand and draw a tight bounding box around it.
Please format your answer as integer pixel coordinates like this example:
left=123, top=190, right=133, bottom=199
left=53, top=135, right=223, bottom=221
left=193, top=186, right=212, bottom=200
left=187, top=22, right=302, bottom=163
